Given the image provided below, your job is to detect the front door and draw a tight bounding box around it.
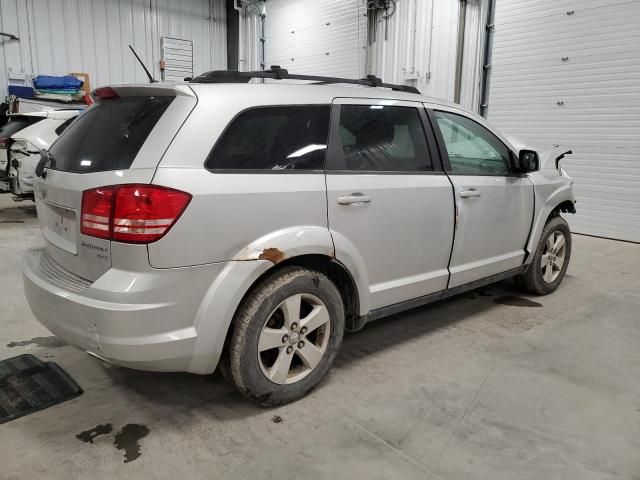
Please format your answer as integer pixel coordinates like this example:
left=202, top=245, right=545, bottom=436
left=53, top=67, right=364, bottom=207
left=429, top=108, right=534, bottom=288
left=326, top=99, right=454, bottom=311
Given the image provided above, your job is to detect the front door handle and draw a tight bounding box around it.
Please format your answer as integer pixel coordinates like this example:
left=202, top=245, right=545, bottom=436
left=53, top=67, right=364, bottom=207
left=337, top=193, right=372, bottom=205
left=459, top=189, right=481, bottom=198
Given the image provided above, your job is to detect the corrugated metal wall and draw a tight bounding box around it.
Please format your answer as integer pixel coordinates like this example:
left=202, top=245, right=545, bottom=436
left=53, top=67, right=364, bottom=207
left=239, top=0, right=487, bottom=110
left=237, top=1, right=263, bottom=71
left=2, top=0, right=486, bottom=109
left=367, top=0, right=487, bottom=110
left=458, top=0, right=487, bottom=110
left=488, top=0, right=640, bottom=242
left=262, top=0, right=366, bottom=78
left=0, top=0, right=226, bottom=96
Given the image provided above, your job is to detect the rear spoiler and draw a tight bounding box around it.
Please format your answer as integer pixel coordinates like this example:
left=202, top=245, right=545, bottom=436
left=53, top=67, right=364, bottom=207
left=90, top=84, right=195, bottom=101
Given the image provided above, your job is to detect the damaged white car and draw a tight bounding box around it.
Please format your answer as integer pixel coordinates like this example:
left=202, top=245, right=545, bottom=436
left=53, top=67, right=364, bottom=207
left=0, top=110, right=79, bottom=200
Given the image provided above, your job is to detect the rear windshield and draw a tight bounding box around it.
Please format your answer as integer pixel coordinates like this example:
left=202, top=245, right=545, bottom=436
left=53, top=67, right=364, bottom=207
left=0, top=117, right=44, bottom=141
left=49, top=96, right=174, bottom=173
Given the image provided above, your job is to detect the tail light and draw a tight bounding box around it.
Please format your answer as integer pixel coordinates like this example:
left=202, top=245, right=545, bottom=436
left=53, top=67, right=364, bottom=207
left=81, top=184, right=191, bottom=243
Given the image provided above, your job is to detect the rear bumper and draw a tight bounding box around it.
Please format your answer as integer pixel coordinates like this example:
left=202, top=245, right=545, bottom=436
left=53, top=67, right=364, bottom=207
left=22, top=238, right=228, bottom=373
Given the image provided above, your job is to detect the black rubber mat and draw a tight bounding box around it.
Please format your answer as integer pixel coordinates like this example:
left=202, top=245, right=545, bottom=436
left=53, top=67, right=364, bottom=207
left=0, top=354, right=82, bottom=424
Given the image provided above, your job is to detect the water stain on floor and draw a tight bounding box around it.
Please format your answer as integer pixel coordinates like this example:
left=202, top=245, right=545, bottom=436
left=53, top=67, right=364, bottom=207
left=76, top=424, right=113, bottom=444
left=6, top=336, right=66, bottom=349
left=494, top=296, right=542, bottom=307
left=114, top=424, right=150, bottom=463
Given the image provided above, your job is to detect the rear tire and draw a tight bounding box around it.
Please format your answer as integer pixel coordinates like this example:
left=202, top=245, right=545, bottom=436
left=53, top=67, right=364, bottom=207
left=516, top=215, right=572, bottom=295
left=217, top=355, right=233, bottom=384
left=225, top=266, right=344, bottom=407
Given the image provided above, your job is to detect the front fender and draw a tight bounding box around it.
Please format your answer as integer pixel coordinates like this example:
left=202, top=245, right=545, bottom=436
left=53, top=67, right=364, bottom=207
left=525, top=174, right=576, bottom=265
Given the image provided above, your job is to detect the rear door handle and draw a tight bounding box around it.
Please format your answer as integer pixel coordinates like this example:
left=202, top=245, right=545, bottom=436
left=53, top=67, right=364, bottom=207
left=459, top=189, right=481, bottom=198
left=337, top=193, right=372, bottom=205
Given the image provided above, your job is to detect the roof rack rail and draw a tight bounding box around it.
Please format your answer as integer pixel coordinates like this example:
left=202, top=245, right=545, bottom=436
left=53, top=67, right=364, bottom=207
left=189, top=65, right=420, bottom=94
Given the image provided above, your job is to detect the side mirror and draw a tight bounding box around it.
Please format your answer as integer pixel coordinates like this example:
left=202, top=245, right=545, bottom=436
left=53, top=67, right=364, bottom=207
left=517, top=149, right=539, bottom=173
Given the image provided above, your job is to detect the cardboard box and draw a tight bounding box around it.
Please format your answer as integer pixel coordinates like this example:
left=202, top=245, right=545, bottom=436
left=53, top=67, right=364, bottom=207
left=70, top=72, right=91, bottom=95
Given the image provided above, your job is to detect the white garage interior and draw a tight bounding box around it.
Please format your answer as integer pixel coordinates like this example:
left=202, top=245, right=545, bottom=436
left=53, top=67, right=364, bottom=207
left=4, top=0, right=635, bottom=241
left=0, top=1, right=639, bottom=478
left=487, top=0, right=640, bottom=242
left=0, top=0, right=227, bottom=90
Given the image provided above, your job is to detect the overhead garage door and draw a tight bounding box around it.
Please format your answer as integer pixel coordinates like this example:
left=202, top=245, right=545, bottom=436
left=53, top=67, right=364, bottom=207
left=487, top=0, right=640, bottom=242
left=264, top=0, right=366, bottom=78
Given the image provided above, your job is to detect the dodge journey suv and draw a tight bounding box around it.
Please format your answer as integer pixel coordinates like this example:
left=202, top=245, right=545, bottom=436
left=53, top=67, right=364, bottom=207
left=23, top=68, right=576, bottom=406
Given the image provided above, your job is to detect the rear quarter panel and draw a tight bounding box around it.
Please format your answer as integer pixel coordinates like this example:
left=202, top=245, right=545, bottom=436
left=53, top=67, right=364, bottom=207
left=148, top=169, right=332, bottom=268
left=149, top=85, right=335, bottom=268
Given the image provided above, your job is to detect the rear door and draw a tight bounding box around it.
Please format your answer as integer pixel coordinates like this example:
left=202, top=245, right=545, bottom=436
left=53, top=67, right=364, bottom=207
left=33, top=86, right=196, bottom=281
left=326, top=98, right=454, bottom=311
left=428, top=107, right=534, bottom=288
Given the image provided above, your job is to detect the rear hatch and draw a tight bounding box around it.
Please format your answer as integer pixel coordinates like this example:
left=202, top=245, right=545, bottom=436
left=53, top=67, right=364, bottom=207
left=33, top=85, right=197, bottom=281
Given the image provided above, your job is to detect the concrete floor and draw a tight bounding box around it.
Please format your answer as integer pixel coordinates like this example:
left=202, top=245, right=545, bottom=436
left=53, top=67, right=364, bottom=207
left=0, top=194, right=639, bottom=480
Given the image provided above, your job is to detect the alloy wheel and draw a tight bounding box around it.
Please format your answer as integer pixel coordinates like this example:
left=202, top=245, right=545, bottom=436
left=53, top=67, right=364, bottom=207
left=540, top=230, right=567, bottom=283
left=257, top=293, right=331, bottom=385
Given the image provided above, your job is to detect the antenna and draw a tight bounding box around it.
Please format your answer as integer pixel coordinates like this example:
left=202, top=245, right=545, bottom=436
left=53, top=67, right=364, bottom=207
left=129, top=45, right=156, bottom=83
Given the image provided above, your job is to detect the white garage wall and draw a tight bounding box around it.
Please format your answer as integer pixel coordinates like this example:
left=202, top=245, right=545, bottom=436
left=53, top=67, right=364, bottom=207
left=0, top=0, right=226, bottom=96
left=488, top=0, right=640, bottom=242
left=238, top=1, right=264, bottom=71
left=262, top=0, right=367, bottom=78
left=237, top=0, right=487, bottom=110
left=458, top=0, right=488, bottom=110
left=367, top=0, right=487, bottom=110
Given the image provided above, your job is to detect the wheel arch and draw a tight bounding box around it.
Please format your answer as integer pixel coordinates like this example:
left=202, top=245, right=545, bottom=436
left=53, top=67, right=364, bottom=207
left=549, top=200, right=576, bottom=218
left=221, top=255, right=362, bottom=352
left=187, top=229, right=367, bottom=374
left=524, top=187, right=576, bottom=266
left=266, top=254, right=362, bottom=332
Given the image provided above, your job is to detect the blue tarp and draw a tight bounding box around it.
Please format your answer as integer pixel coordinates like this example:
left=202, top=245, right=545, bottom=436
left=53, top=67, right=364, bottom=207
left=33, top=75, right=83, bottom=91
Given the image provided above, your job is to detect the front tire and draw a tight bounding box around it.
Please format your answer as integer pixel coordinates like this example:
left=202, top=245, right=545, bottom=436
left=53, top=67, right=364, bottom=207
left=516, top=215, right=572, bottom=295
left=226, top=266, right=344, bottom=406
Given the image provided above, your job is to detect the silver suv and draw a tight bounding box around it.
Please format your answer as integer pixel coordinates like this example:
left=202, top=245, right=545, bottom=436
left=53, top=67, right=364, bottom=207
left=23, top=69, right=576, bottom=406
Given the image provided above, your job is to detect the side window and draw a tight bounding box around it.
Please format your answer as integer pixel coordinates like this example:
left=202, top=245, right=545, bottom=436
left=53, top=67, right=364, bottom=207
left=434, top=110, right=511, bottom=175
left=331, top=105, right=432, bottom=172
left=206, top=105, right=330, bottom=170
